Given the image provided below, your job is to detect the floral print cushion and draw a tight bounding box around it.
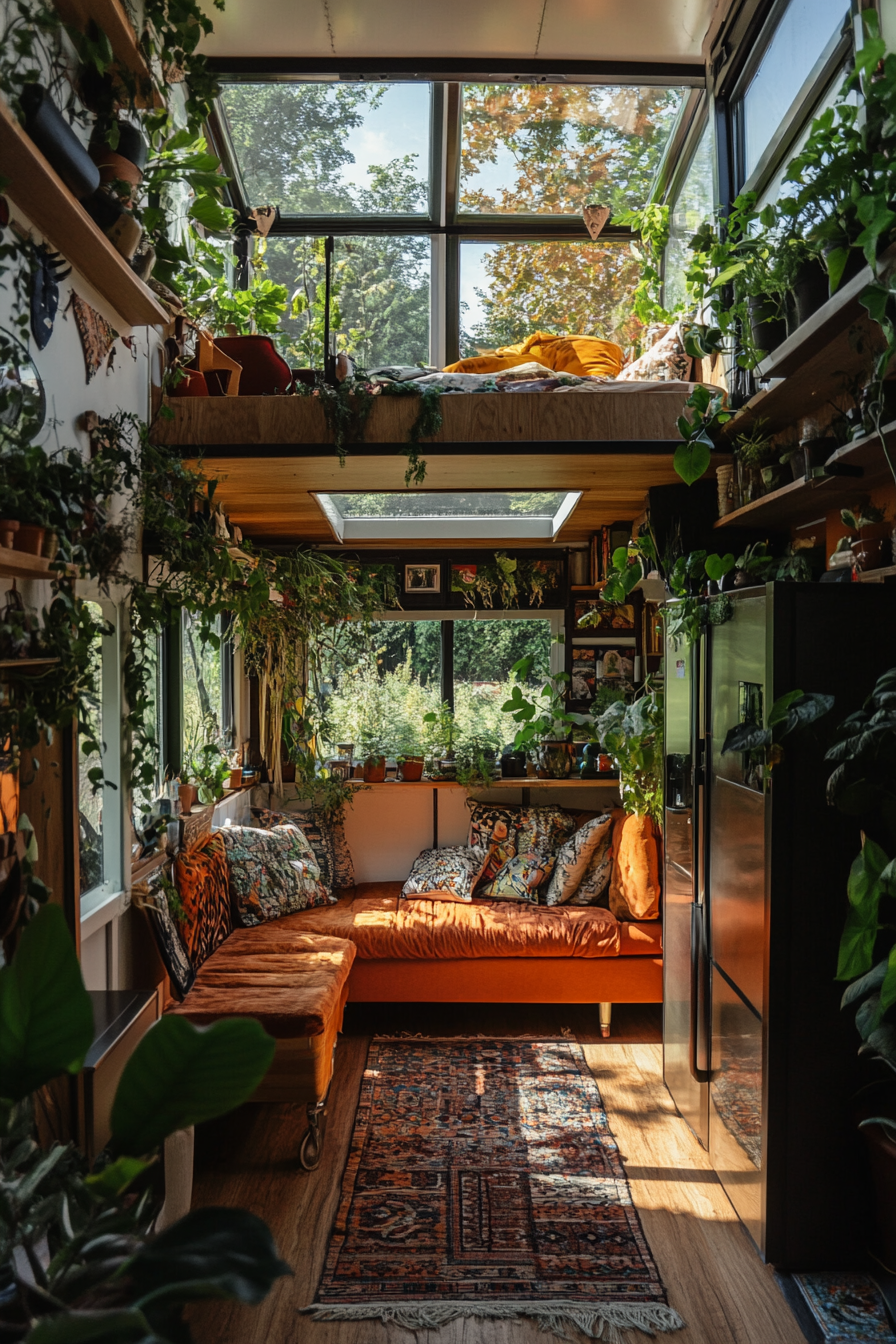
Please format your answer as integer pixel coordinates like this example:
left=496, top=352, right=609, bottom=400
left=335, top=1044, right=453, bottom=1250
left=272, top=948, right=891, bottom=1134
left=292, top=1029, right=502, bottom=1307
left=250, top=806, right=336, bottom=893
left=478, top=849, right=556, bottom=903
left=543, top=813, right=615, bottom=906
left=172, top=834, right=233, bottom=969
left=401, top=845, right=492, bottom=903
left=465, top=801, right=520, bottom=882
left=314, top=811, right=355, bottom=890
left=220, top=824, right=333, bottom=927
left=516, top=806, right=577, bottom=855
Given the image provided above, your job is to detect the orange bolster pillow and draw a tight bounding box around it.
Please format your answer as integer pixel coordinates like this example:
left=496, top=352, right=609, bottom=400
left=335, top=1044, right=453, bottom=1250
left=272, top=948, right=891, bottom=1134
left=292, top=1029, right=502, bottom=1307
left=609, top=814, right=661, bottom=921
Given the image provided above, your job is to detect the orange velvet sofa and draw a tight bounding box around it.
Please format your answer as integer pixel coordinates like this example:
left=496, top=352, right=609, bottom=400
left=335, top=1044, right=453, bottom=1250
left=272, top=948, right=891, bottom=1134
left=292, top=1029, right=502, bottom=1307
left=264, top=882, right=663, bottom=1010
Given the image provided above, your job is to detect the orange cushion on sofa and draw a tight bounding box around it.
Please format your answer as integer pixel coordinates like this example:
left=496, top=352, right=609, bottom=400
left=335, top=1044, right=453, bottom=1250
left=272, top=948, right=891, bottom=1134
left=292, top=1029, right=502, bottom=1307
left=608, top=814, right=662, bottom=921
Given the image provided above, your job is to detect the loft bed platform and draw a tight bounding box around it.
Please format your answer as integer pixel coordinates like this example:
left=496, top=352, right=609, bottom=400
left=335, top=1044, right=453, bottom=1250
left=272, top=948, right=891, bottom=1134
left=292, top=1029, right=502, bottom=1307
left=153, top=387, right=713, bottom=544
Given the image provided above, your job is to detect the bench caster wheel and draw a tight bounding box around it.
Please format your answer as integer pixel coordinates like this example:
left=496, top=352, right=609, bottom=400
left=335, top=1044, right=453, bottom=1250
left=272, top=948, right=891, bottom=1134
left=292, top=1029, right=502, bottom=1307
left=299, top=1099, right=326, bottom=1171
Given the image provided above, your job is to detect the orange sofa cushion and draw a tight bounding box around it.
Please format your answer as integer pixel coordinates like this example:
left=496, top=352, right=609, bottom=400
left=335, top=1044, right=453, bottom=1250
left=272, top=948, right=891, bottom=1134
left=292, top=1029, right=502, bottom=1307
left=609, top=814, right=662, bottom=921
left=169, top=930, right=356, bottom=1038
left=259, top=884, right=659, bottom=960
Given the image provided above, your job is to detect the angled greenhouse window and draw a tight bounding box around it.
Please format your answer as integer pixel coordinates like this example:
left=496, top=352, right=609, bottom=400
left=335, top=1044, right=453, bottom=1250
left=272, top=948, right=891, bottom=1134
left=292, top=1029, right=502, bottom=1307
left=218, top=81, right=433, bottom=216
left=459, top=84, right=688, bottom=216
left=313, top=491, right=581, bottom=541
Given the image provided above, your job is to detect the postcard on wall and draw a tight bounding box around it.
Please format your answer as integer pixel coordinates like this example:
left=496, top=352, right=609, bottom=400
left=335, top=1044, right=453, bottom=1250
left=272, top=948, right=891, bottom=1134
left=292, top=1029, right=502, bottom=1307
left=451, top=563, right=477, bottom=592
left=601, top=648, right=634, bottom=680
left=571, top=647, right=596, bottom=700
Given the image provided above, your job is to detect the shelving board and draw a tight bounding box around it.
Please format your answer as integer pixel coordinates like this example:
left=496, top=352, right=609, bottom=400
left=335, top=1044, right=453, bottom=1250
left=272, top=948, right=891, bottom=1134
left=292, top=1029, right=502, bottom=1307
left=0, top=96, right=167, bottom=327
left=857, top=564, right=896, bottom=583
left=720, top=242, right=896, bottom=443
left=0, top=658, right=61, bottom=671
left=714, top=422, right=896, bottom=531
left=0, top=547, right=77, bottom=580
left=53, top=0, right=162, bottom=106
left=345, top=778, right=621, bottom=791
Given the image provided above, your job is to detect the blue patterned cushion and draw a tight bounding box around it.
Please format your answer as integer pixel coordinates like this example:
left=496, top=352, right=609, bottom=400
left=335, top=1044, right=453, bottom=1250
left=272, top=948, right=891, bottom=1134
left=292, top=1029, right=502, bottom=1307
left=219, top=824, right=333, bottom=926
left=478, top=849, right=556, bottom=903
left=543, top=813, right=614, bottom=906
left=401, top=846, right=491, bottom=902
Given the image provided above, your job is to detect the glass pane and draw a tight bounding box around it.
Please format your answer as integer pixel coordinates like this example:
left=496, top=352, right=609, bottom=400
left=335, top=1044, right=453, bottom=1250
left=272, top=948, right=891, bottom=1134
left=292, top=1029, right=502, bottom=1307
left=756, top=74, right=854, bottom=209
left=454, top=619, right=552, bottom=747
left=321, top=619, right=442, bottom=758
left=460, top=240, right=640, bottom=353
left=460, top=84, right=686, bottom=215
left=665, top=120, right=715, bottom=313
left=326, top=492, right=569, bottom=519
left=182, top=613, right=223, bottom=757
left=79, top=602, right=104, bottom=896
left=219, top=82, right=431, bottom=216
left=132, top=631, right=164, bottom=830
left=263, top=235, right=430, bottom=368
left=741, top=0, right=848, bottom=181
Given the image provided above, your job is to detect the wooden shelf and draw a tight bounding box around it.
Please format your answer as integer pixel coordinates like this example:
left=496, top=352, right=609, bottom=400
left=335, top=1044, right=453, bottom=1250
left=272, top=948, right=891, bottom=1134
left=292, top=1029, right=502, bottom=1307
left=53, top=0, right=162, bottom=106
left=720, top=243, right=896, bottom=443
left=0, top=658, right=61, bottom=670
left=857, top=563, right=896, bottom=583
left=0, top=546, right=77, bottom=581
left=714, top=422, right=896, bottom=531
left=346, top=778, right=621, bottom=791
left=0, top=95, right=167, bottom=327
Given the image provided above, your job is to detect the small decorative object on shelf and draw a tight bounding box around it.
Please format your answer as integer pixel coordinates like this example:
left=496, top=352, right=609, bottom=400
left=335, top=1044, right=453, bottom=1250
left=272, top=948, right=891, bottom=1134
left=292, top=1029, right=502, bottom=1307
left=842, top=503, right=890, bottom=572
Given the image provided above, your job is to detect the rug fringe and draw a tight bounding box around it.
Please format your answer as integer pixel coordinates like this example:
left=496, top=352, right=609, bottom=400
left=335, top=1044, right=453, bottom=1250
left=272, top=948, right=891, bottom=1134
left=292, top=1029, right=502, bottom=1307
left=373, top=1029, right=577, bottom=1041
left=302, top=1300, right=686, bottom=1341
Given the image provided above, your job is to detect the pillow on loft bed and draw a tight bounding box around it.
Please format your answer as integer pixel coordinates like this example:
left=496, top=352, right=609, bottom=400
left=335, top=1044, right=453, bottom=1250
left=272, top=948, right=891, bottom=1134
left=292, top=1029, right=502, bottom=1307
left=617, top=322, right=694, bottom=383
left=219, top=824, right=333, bottom=926
left=477, top=848, right=556, bottom=903
left=401, top=846, right=492, bottom=903
left=443, top=331, right=624, bottom=380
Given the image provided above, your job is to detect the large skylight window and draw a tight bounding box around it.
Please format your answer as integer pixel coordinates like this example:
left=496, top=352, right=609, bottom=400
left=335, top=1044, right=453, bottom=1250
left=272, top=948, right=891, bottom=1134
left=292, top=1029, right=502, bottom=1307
left=218, top=82, right=432, bottom=216
left=460, top=84, right=688, bottom=216
left=314, top=492, right=582, bottom=541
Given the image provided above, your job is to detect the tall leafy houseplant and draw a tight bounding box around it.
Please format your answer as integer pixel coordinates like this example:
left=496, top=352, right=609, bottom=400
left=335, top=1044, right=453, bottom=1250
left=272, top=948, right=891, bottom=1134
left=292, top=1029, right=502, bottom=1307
left=0, top=905, right=289, bottom=1342
left=501, top=658, right=590, bottom=755
left=826, top=667, right=896, bottom=1082
left=591, top=686, right=664, bottom=824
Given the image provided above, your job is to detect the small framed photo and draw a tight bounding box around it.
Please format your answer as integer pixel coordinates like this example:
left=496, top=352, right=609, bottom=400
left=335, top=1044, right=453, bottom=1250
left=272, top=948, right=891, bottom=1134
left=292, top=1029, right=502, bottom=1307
left=405, top=563, right=441, bottom=594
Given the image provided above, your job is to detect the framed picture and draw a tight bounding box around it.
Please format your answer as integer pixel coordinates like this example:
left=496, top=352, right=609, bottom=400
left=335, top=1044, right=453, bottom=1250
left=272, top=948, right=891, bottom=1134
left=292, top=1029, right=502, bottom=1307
left=405, top=563, right=441, bottom=594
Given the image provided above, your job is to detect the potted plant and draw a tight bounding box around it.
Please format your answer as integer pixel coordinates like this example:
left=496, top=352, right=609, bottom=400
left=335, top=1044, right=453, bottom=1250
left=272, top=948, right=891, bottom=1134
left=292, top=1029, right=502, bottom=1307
left=454, top=732, right=500, bottom=790
left=501, top=658, right=590, bottom=779
left=734, top=422, right=782, bottom=497
left=188, top=741, right=231, bottom=805
left=395, top=734, right=425, bottom=782
left=825, top=666, right=896, bottom=1270
left=423, top=701, right=459, bottom=779
left=358, top=734, right=388, bottom=784
left=841, top=503, right=889, bottom=571
left=591, top=684, right=664, bottom=822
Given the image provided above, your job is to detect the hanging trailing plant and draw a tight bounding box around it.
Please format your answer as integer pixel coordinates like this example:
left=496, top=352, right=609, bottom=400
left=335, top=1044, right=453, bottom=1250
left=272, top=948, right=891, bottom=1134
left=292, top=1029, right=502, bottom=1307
left=450, top=553, right=561, bottom=610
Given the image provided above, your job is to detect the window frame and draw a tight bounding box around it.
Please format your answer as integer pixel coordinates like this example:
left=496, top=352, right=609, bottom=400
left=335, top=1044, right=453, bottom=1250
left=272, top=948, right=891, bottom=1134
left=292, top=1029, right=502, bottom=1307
left=206, top=68, right=705, bottom=364
left=79, top=599, right=125, bottom=920
left=726, top=0, right=854, bottom=198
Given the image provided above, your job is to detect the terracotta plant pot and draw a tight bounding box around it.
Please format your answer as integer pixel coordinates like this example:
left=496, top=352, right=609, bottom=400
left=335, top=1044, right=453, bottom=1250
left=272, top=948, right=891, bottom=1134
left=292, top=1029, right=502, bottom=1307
left=43, top=531, right=59, bottom=561
left=280, top=762, right=296, bottom=783
left=851, top=537, right=886, bottom=572
left=362, top=756, right=386, bottom=784
left=0, top=520, right=19, bottom=549
left=178, top=784, right=197, bottom=815
left=16, top=524, right=45, bottom=556
left=228, top=769, right=242, bottom=790
left=398, top=756, right=424, bottom=782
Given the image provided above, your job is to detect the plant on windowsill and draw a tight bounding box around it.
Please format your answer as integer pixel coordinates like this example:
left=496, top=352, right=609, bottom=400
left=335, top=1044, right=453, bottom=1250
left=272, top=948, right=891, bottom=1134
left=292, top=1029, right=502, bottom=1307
left=0, top=903, right=289, bottom=1343
left=186, top=740, right=231, bottom=805
left=501, top=658, right=590, bottom=779
left=454, top=731, right=500, bottom=791
left=422, top=701, right=459, bottom=778
left=357, top=733, right=390, bottom=784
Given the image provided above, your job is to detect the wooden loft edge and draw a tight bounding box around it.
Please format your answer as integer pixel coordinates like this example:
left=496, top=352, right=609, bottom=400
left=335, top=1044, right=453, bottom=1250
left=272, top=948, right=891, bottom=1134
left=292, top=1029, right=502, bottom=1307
left=53, top=0, right=163, bottom=107
left=0, top=96, right=167, bottom=327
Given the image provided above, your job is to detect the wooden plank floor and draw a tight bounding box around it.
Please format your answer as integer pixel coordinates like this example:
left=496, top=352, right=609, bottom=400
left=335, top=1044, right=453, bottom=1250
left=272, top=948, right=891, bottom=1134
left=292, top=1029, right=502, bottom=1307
left=188, top=1004, right=805, bottom=1344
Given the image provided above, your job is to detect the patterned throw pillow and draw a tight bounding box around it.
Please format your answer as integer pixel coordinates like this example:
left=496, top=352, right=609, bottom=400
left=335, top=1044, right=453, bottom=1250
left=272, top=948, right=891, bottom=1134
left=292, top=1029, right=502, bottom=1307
left=516, top=806, right=576, bottom=855
left=478, top=849, right=555, bottom=903
left=250, top=806, right=335, bottom=894
left=219, top=824, right=333, bottom=927
left=543, top=813, right=615, bottom=906
left=314, top=811, right=355, bottom=890
left=172, top=833, right=233, bottom=969
left=133, top=864, right=195, bottom=999
left=401, top=846, right=492, bottom=903
left=465, top=800, right=520, bottom=882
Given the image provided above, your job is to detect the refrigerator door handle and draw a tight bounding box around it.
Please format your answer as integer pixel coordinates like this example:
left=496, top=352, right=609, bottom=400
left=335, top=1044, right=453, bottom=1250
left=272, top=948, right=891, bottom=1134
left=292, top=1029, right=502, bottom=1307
left=689, top=901, right=711, bottom=1084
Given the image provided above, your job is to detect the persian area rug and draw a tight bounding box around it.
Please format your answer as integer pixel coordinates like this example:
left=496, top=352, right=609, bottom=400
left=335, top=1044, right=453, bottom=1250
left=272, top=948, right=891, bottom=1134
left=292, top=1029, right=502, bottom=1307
left=792, top=1273, right=896, bottom=1343
left=305, top=1037, right=684, bottom=1341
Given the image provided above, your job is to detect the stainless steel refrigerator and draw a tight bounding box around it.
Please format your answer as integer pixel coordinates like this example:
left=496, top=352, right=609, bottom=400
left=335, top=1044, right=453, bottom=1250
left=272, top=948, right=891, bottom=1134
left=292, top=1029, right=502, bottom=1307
left=662, top=581, right=896, bottom=1269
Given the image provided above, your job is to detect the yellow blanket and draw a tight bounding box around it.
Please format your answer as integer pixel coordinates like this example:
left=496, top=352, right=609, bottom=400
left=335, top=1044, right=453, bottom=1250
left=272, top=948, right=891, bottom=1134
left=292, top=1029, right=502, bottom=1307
left=444, top=330, right=624, bottom=379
